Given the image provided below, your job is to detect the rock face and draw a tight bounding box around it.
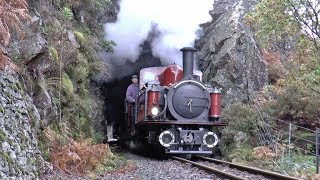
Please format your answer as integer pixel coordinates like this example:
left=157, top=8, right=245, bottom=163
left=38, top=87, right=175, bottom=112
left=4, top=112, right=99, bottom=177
left=0, top=69, right=43, bottom=179
left=196, top=0, right=268, bottom=106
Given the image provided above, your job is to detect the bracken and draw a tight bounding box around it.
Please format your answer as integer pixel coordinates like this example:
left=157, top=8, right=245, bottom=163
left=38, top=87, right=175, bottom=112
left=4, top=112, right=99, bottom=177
left=44, top=127, right=113, bottom=174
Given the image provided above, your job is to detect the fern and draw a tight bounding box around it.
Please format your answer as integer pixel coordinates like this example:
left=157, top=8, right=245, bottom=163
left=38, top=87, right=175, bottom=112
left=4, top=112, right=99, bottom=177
left=0, top=0, right=31, bottom=47
left=0, top=0, right=31, bottom=69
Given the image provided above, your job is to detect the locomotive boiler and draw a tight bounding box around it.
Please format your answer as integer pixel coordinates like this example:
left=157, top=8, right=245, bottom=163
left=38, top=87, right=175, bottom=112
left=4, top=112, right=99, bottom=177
left=124, top=47, right=225, bottom=154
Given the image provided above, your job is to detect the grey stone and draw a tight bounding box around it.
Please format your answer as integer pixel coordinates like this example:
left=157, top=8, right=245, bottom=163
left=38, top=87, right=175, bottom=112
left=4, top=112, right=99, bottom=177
left=68, top=31, right=80, bottom=48
left=0, top=70, right=42, bottom=178
left=13, top=33, right=47, bottom=64
left=196, top=0, right=268, bottom=106
left=17, top=157, right=27, bottom=166
left=9, top=151, right=16, bottom=160
left=234, top=131, right=248, bottom=147
left=2, top=142, right=11, bottom=151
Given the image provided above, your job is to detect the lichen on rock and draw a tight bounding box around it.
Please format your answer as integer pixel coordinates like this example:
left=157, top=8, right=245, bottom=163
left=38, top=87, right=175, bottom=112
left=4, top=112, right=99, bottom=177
left=0, top=70, right=43, bottom=179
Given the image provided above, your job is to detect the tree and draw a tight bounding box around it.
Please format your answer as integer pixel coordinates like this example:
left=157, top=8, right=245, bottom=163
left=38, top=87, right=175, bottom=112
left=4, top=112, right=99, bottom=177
left=247, top=0, right=320, bottom=54
left=247, top=0, right=320, bottom=92
left=247, top=0, right=320, bottom=123
left=288, top=0, right=320, bottom=52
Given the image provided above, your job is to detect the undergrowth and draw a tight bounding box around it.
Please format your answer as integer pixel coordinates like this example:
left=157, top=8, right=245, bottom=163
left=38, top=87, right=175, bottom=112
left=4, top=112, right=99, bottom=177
left=273, top=152, right=315, bottom=176
left=44, top=127, right=113, bottom=173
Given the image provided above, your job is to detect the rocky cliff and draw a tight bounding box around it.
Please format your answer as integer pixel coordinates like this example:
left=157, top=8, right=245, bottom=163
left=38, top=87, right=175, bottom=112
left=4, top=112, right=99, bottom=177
left=0, top=0, right=119, bottom=178
left=196, top=0, right=268, bottom=106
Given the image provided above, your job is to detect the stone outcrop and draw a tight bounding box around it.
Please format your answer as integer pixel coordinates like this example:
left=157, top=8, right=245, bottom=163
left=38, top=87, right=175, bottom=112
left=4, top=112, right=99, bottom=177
left=8, top=21, right=57, bottom=125
left=0, top=69, right=43, bottom=179
left=196, top=0, right=268, bottom=106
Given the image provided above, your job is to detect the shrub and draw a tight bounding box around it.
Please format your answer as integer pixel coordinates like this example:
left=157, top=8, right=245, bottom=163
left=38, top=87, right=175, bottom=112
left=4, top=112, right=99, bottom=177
left=222, top=102, right=258, bottom=133
left=265, top=82, right=320, bottom=124
left=219, top=102, right=260, bottom=160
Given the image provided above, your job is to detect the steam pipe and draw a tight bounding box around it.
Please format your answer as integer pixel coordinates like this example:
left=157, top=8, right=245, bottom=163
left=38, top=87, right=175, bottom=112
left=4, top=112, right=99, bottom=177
left=180, top=47, right=196, bottom=79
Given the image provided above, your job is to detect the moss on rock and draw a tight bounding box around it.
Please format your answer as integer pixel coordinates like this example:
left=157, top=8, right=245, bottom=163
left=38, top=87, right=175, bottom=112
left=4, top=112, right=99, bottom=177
left=62, top=73, right=74, bottom=96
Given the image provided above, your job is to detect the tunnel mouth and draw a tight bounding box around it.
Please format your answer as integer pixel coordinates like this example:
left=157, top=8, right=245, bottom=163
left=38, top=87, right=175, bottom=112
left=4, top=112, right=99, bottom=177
left=103, top=40, right=163, bottom=140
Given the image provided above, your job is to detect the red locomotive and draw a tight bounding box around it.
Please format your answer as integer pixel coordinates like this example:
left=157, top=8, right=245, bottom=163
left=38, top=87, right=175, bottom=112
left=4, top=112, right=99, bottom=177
left=124, top=47, right=225, bottom=154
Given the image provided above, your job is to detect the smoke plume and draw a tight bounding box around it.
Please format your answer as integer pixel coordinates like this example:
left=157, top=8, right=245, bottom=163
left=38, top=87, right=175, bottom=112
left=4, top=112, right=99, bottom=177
left=104, top=0, right=213, bottom=66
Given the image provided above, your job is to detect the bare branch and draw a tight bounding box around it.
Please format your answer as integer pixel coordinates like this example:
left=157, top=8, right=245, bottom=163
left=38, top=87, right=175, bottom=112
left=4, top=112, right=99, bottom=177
left=287, top=0, right=320, bottom=51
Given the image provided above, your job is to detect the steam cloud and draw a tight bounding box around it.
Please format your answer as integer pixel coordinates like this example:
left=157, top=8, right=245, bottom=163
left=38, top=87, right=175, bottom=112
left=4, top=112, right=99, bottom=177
left=104, top=0, right=213, bottom=66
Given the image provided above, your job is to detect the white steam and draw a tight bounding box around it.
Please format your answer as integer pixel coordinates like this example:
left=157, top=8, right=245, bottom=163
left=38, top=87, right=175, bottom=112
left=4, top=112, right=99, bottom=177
left=104, top=0, right=213, bottom=65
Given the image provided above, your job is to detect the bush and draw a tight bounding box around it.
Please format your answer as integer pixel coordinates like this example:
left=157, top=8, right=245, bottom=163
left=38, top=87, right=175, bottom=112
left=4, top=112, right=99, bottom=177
left=219, top=102, right=259, bottom=160
left=265, top=82, right=320, bottom=124
left=222, top=102, right=258, bottom=133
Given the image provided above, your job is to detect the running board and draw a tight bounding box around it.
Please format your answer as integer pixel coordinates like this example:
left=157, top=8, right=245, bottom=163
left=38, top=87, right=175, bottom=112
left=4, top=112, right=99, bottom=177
left=166, top=150, right=212, bottom=154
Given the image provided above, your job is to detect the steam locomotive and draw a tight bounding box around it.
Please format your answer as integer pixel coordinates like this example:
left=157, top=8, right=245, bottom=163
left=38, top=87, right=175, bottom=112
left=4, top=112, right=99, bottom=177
left=124, top=47, right=226, bottom=155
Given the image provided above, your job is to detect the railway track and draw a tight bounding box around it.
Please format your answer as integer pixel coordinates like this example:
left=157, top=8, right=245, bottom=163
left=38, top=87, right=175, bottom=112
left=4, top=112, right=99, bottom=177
left=170, top=155, right=299, bottom=180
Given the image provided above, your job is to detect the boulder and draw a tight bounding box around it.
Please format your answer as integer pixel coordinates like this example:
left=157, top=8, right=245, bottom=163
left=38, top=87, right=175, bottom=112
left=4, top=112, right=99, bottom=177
left=9, top=33, right=47, bottom=64
left=196, top=0, right=268, bottom=106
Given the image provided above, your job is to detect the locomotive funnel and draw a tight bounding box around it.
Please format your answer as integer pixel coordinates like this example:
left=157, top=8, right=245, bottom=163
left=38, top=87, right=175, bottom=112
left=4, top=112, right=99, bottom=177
left=180, top=47, right=196, bottom=79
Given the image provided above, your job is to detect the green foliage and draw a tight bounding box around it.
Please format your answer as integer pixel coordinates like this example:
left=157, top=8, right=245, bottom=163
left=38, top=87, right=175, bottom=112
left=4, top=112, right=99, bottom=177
left=93, top=131, right=105, bottom=144
left=227, top=144, right=254, bottom=162
left=36, top=0, right=115, bottom=150
left=0, top=129, right=6, bottom=142
left=274, top=152, right=315, bottom=176
left=101, top=40, right=117, bottom=53
left=38, top=134, right=51, bottom=161
left=15, top=81, right=22, bottom=91
left=222, top=102, right=258, bottom=133
left=247, top=0, right=320, bottom=124
left=97, top=154, right=131, bottom=173
left=219, top=103, right=259, bottom=159
left=62, top=6, right=74, bottom=20
left=2, top=152, right=13, bottom=165
left=75, top=67, right=89, bottom=82
left=263, top=75, right=320, bottom=122
left=246, top=0, right=300, bottom=48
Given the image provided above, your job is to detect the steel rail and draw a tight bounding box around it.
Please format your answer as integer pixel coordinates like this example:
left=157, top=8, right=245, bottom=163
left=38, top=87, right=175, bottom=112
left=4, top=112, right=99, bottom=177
left=170, top=156, right=245, bottom=180
left=197, top=156, right=299, bottom=180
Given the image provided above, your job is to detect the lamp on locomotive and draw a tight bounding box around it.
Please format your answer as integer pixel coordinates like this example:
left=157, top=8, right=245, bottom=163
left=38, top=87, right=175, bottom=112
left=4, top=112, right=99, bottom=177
left=147, top=81, right=160, bottom=117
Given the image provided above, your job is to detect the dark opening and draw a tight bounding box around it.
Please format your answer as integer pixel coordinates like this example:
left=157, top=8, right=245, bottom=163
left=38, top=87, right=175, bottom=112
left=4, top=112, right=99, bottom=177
left=103, top=40, right=163, bottom=138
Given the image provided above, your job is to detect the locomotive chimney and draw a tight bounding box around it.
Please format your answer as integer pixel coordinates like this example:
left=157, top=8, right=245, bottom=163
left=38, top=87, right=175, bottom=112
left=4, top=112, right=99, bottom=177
left=180, top=47, right=196, bottom=79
